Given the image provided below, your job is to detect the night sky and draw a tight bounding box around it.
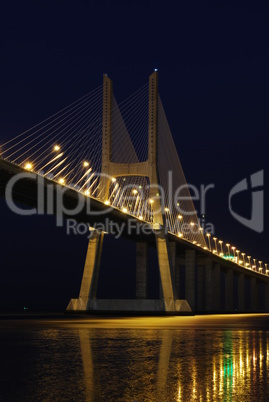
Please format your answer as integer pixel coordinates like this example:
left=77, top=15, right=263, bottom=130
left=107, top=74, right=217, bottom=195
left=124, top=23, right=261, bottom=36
left=0, top=0, right=268, bottom=311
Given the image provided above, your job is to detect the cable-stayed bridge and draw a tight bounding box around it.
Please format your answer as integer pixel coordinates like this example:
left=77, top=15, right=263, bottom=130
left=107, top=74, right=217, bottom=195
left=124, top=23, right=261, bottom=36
left=0, top=71, right=268, bottom=314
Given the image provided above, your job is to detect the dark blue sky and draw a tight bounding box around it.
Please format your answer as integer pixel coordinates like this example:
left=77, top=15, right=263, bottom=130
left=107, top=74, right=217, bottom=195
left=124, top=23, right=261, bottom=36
left=0, top=1, right=268, bottom=310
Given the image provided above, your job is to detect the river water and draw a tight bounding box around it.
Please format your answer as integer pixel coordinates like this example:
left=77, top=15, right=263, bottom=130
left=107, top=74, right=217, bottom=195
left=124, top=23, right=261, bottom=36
left=0, top=314, right=269, bottom=401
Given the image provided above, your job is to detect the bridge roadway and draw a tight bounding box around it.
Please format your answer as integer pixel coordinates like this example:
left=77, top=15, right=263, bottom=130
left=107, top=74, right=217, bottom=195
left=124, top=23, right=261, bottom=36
left=0, top=157, right=268, bottom=286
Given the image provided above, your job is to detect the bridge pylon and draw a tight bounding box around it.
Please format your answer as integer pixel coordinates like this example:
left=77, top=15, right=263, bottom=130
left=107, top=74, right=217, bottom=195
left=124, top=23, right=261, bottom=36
left=66, top=72, right=191, bottom=314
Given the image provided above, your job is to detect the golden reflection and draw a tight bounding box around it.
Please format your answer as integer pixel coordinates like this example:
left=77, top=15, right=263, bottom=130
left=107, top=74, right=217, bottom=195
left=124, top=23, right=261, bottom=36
left=76, top=318, right=269, bottom=401
left=177, top=385, right=181, bottom=402
left=79, top=329, right=95, bottom=402
left=157, top=332, right=173, bottom=397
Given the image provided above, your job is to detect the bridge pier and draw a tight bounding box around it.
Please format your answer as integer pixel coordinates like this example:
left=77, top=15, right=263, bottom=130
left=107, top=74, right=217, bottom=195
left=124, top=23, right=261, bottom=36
left=67, top=230, right=104, bottom=311
left=197, top=265, right=205, bottom=311
left=225, top=269, right=234, bottom=311
left=67, top=232, right=269, bottom=314
left=213, top=263, right=221, bottom=311
left=175, top=251, right=180, bottom=299
left=155, top=232, right=177, bottom=311
left=185, top=250, right=196, bottom=310
left=205, top=259, right=213, bottom=311
left=159, top=241, right=177, bottom=299
left=67, top=231, right=192, bottom=314
left=136, top=242, right=148, bottom=299
left=250, top=277, right=258, bottom=311
left=169, top=242, right=177, bottom=297
left=238, top=273, right=245, bottom=311
left=265, top=284, right=269, bottom=311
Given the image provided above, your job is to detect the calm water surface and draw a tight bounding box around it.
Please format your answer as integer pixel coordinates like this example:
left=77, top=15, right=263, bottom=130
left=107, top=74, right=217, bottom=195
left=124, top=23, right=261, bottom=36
left=0, top=314, right=269, bottom=401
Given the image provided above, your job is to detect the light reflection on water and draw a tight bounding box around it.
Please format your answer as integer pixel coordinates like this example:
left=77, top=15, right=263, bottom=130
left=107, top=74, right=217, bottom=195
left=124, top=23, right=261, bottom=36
left=0, top=316, right=269, bottom=401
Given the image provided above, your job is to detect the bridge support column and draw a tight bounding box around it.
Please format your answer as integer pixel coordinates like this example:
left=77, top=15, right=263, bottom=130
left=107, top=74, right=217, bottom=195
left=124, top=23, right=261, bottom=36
left=205, top=259, right=213, bottom=311
left=250, top=277, right=258, bottom=311
left=185, top=250, right=196, bottom=310
left=169, top=242, right=177, bottom=291
left=238, top=273, right=245, bottom=311
left=156, top=232, right=176, bottom=311
left=67, top=231, right=104, bottom=311
left=265, top=284, right=269, bottom=311
left=197, top=265, right=205, bottom=311
left=175, top=258, right=180, bottom=300
left=160, top=242, right=177, bottom=299
left=136, top=242, right=148, bottom=299
left=213, top=263, right=221, bottom=311
left=225, top=269, right=233, bottom=311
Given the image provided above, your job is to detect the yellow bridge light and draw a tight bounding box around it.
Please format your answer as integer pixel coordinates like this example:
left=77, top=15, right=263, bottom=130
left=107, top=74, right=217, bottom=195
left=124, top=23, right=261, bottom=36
left=54, top=145, right=60, bottom=151
left=122, top=207, right=128, bottom=213
left=111, top=177, right=116, bottom=182
left=138, top=215, right=143, bottom=220
left=24, top=162, right=33, bottom=171
left=133, top=189, right=138, bottom=195
left=178, top=215, right=183, bottom=220
left=59, top=178, right=65, bottom=185
left=149, top=198, right=154, bottom=204
left=178, top=232, right=183, bottom=237
left=104, top=200, right=110, bottom=205
left=164, top=207, right=169, bottom=212
left=83, top=161, right=89, bottom=167
left=85, top=190, right=90, bottom=196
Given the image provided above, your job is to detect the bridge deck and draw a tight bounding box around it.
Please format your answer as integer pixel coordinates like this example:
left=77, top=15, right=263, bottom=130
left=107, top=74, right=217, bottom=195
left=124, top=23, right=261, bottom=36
left=0, top=157, right=268, bottom=283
